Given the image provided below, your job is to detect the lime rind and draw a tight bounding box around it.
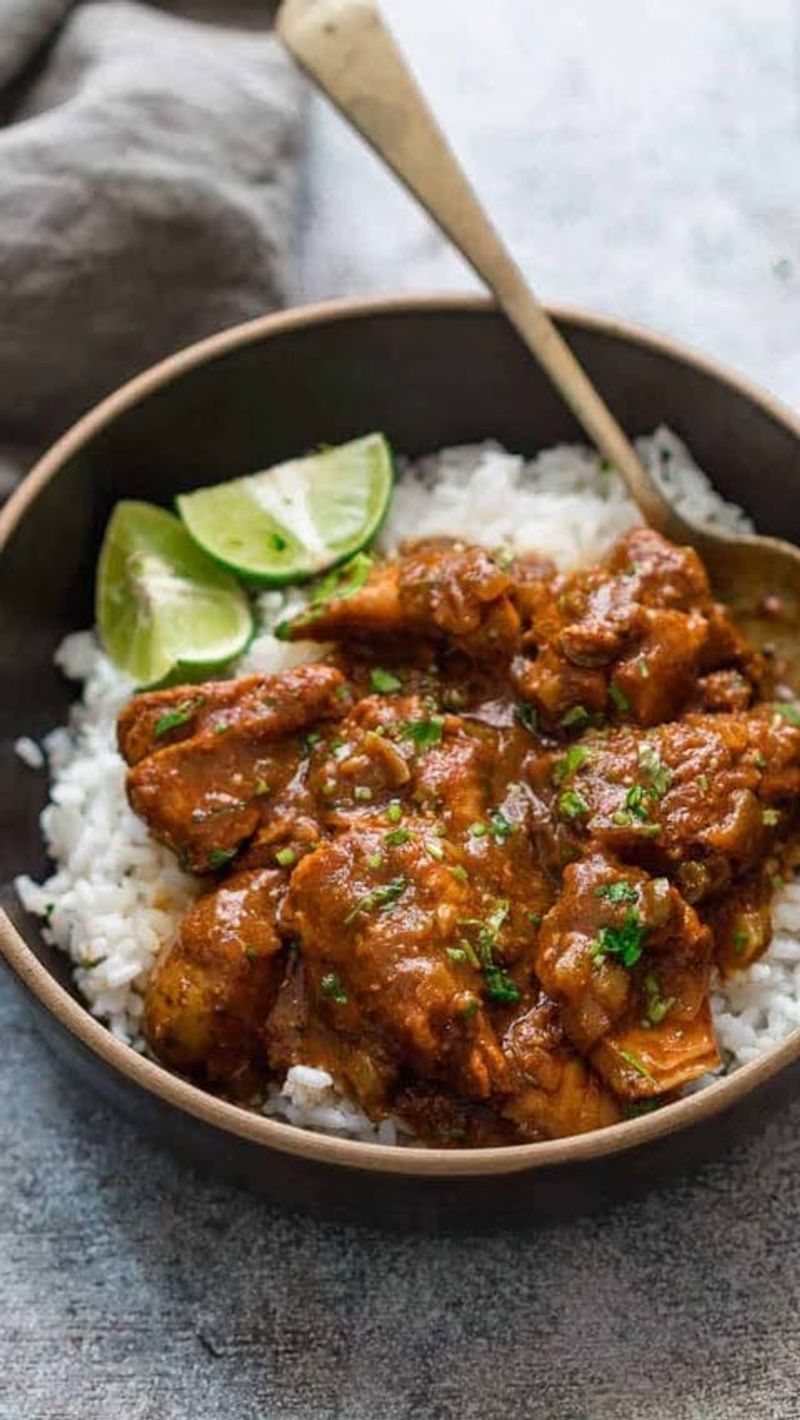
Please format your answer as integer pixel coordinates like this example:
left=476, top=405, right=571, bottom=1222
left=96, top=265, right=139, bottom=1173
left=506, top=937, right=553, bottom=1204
left=175, top=433, right=394, bottom=586
left=96, top=500, right=254, bottom=686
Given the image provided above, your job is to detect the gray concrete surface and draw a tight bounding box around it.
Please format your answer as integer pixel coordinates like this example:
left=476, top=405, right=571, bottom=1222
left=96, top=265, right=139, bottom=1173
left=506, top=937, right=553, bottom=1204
left=4, top=2, right=800, bottom=1416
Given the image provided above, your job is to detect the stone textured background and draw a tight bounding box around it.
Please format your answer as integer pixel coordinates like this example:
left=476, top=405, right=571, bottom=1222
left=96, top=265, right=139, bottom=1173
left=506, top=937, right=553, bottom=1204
left=4, top=1, right=800, bottom=1416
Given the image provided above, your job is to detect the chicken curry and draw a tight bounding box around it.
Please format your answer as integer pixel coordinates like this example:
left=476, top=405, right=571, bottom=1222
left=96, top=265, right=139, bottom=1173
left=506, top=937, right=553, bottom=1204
left=118, top=528, right=800, bottom=1146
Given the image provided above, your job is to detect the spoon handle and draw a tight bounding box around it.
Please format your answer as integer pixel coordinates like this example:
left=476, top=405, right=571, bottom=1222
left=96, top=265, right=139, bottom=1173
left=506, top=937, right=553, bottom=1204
left=278, top=0, right=681, bottom=536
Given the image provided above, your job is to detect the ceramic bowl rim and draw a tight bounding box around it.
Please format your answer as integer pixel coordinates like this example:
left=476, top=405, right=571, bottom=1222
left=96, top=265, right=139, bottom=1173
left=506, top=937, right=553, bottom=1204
left=3, top=291, right=800, bottom=1179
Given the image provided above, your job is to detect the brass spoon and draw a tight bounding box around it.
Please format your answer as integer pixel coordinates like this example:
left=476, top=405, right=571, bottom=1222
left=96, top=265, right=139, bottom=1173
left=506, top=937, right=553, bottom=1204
left=278, top=0, right=800, bottom=668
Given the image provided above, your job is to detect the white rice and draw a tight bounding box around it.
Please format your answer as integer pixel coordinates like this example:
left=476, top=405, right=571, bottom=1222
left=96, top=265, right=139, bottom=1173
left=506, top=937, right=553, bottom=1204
left=14, top=427, right=799, bottom=1139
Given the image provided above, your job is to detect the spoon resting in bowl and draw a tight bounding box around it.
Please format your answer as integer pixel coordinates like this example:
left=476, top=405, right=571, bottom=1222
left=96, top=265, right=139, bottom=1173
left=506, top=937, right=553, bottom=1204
left=277, top=0, right=800, bottom=675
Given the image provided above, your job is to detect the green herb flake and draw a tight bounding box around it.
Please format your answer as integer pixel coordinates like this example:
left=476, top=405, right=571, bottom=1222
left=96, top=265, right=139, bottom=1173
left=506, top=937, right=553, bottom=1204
left=559, top=788, right=590, bottom=819
left=763, top=808, right=780, bottom=827
left=516, top=702, right=538, bottom=733
left=370, top=667, right=402, bottom=694
left=354, top=785, right=373, bottom=802
left=619, top=1048, right=657, bottom=1084
left=483, top=966, right=521, bottom=1005
left=526, top=911, right=542, bottom=926
left=344, top=874, right=407, bottom=924
left=733, top=928, right=750, bottom=953
left=772, top=874, right=785, bottom=891
left=753, top=751, right=767, bottom=768
left=213, top=720, right=231, bottom=736
left=561, top=705, right=590, bottom=731
left=208, top=846, right=237, bottom=869
left=400, top=716, right=444, bottom=751
left=446, top=946, right=467, bottom=963
left=642, top=972, right=675, bottom=1026
left=697, top=774, right=709, bottom=792
left=275, top=847, right=297, bottom=868
left=609, top=681, right=630, bottom=712
left=385, top=827, right=412, bottom=847
left=775, top=703, right=800, bottom=727
left=552, top=744, right=590, bottom=786
left=154, top=697, right=204, bottom=737
left=386, top=801, right=403, bottom=824
left=320, top=973, right=348, bottom=1005
left=450, top=865, right=469, bottom=883
left=469, top=821, right=489, bottom=838
left=459, top=996, right=480, bottom=1021
left=591, top=909, right=646, bottom=969
left=637, top=657, right=650, bottom=680
left=425, top=839, right=445, bottom=862
left=594, top=880, right=639, bottom=904
left=367, top=852, right=383, bottom=870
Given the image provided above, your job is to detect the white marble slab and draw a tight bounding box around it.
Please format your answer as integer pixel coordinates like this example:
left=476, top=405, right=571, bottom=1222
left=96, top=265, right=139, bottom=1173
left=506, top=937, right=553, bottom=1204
left=296, top=0, right=800, bottom=408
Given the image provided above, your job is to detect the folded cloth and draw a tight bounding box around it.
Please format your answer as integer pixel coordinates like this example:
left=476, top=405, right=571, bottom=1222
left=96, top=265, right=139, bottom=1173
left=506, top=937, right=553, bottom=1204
left=0, top=0, right=303, bottom=498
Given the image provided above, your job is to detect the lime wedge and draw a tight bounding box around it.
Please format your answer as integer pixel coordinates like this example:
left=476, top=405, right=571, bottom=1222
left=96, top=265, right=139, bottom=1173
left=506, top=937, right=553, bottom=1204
left=97, top=501, right=253, bottom=685
left=176, top=433, right=394, bottom=585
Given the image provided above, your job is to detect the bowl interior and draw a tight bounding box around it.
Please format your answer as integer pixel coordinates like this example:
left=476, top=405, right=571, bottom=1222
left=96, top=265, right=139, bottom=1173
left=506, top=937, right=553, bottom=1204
left=3, top=299, right=800, bottom=1031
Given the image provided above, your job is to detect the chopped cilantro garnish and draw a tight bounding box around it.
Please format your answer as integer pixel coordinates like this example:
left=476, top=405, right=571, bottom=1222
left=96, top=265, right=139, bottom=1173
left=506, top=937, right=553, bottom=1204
left=154, top=696, right=204, bottom=737
left=208, top=846, right=237, bottom=869
left=637, top=657, right=650, bottom=680
left=490, top=810, right=519, bottom=842
left=425, top=839, right=445, bottom=862
left=552, top=744, right=590, bottom=785
left=367, top=852, right=383, bottom=869
left=450, top=865, right=469, bottom=883
left=320, top=973, right=348, bottom=1004
left=561, top=705, right=591, bottom=731
left=483, top=966, right=521, bottom=1005
left=559, top=788, right=589, bottom=819
left=401, top=716, right=444, bottom=751
left=624, top=784, right=649, bottom=820
left=697, top=774, right=709, bottom=792
left=516, top=702, right=538, bottom=733
left=733, top=928, right=750, bottom=952
left=591, top=909, right=646, bottom=968
left=386, top=801, right=403, bottom=823
left=354, top=785, right=373, bottom=802
left=344, top=874, right=407, bottom=924
left=275, top=847, right=297, bottom=868
left=385, top=827, right=412, bottom=846
left=619, top=1048, right=656, bottom=1084
left=254, top=778, right=270, bottom=796
left=370, top=667, right=402, bottom=693
left=594, top=880, right=639, bottom=904
left=642, top=972, right=675, bottom=1026
left=609, top=681, right=630, bottom=712
left=763, top=808, right=780, bottom=827
left=469, top=821, right=489, bottom=838
left=775, top=703, right=800, bottom=726
left=527, top=911, right=542, bottom=926
left=447, top=946, right=467, bottom=962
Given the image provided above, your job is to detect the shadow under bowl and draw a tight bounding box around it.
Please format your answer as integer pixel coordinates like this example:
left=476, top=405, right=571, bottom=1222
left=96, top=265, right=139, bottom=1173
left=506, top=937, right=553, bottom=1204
left=2, top=294, right=800, bottom=1229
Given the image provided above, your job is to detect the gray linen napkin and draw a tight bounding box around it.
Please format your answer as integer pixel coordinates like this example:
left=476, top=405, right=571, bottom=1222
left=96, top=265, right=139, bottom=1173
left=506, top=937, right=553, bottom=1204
left=0, top=0, right=303, bottom=497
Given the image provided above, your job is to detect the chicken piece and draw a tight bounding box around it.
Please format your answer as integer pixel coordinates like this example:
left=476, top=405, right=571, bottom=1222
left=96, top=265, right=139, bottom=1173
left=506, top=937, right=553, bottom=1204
left=708, top=869, right=775, bottom=975
left=529, top=709, right=800, bottom=894
left=534, top=853, right=718, bottom=1098
left=143, top=868, right=285, bottom=1093
left=123, top=665, right=345, bottom=873
left=265, top=948, right=400, bottom=1113
left=284, top=819, right=514, bottom=1102
left=287, top=539, right=541, bottom=659
left=500, top=995, right=621, bottom=1137
left=118, top=663, right=345, bottom=765
left=512, top=528, right=766, bottom=728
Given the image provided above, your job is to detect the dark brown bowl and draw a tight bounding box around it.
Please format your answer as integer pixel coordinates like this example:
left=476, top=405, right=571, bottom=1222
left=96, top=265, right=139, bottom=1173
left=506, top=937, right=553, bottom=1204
left=3, top=294, right=800, bottom=1229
